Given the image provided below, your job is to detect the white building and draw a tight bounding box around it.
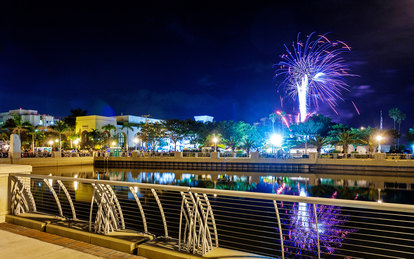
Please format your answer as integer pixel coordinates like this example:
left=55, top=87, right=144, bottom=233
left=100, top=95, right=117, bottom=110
left=76, top=114, right=165, bottom=149
left=194, top=115, right=214, bottom=123
left=0, top=108, right=58, bottom=127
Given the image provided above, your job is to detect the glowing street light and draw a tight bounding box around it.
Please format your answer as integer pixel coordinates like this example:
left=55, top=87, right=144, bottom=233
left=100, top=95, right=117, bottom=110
left=270, top=134, right=283, bottom=154
left=134, top=137, right=139, bottom=151
left=212, top=136, right=218, bottom=152
left=48, top=140, right=54, bottom=147
left=376, top=135, right=383, bottom=153
left=270, top=134, right=283, bottom=147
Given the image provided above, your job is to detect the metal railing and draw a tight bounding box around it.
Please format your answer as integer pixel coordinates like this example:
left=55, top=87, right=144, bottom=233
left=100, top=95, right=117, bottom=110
left=9, top=173, right=414, bottom=258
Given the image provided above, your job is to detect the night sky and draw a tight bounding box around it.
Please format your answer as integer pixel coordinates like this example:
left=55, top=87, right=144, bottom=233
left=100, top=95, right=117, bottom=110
left=1, top=1, right=413, bottom=130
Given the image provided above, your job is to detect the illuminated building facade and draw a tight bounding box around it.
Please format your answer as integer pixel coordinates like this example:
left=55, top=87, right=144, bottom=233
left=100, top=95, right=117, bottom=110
left=0, top=108, right=58, bottom=127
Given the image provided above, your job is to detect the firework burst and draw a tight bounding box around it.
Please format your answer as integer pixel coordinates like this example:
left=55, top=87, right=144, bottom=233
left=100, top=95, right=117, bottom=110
left=275, top=32, right=353, bottom=122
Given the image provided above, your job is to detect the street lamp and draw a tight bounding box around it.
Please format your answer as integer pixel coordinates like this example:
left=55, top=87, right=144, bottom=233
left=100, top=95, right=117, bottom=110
left=134, top=137, right=139, bottom=151
left=212, top=136, right=218, bottom=152
left=73, top=139, right=79, bottom=150
left=376, top=135, right=383, bottom=153
left=270, top=134, right=283, bottom=153
left=48, top=140, right=53, bottom=148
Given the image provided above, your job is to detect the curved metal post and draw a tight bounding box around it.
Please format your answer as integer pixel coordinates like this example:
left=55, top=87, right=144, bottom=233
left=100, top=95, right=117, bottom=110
left=10, top=177, right=34, bottom=214
left=129, top=186, right=148, bottom=233
left=89, top=186, right=96, bottom=232
left=57, top=180, right=76, bottom=220
left=151, top=188, right=168, bottom=237
left=43, top=179, right=63, bottom=217
left=104, top=184, right=125, bottom=229
left=313, top=203, right=321, bottom=259
left=179, top=191, right=192, bottom=251
left=273, top=200, right=284, bottom=259
left=203, top=193, right=218, bottom=248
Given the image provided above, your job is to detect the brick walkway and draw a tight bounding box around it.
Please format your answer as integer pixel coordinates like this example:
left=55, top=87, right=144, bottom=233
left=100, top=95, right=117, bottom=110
left=0, top=223, right=146, bottom=259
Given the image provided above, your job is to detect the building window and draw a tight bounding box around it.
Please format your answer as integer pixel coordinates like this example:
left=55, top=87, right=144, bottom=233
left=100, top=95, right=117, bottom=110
left=118, top=134, right=125, bottom=148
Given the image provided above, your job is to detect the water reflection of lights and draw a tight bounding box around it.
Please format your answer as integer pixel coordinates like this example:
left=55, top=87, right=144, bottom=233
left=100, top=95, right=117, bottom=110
left=48, top=173, right=53, bottom=186
left=182, top=174, right=193, bottom=180
left=74, top=174, right=78, bottom=191
left=276, top=183, right=286, bottom=194
left=297, top=189, right=309, bottom=230
left=153, top=172, right=175, bottom=184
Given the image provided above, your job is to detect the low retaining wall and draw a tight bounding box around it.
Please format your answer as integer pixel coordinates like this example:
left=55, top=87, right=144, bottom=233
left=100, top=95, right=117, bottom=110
left=0, top=156, right=94, bottom=168
left=94, top=157, right=311, bottom=172
left=95, top=156, right=414, bottom=173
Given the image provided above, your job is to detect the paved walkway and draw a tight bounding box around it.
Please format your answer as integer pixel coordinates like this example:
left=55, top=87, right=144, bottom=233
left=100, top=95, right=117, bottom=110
left=0, top=223, right=146, bottom=259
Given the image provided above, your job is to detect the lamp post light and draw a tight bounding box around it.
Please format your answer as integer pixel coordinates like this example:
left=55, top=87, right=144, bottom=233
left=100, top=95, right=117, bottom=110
left=212, top=136, right=218, bottom=152
left=48, top=140, right=53, bottom=148
left=376, top=135, right=383, bottom=153
left=270, top=134, right=283, bottom=154
left=134, top=137, right=139, bottom=151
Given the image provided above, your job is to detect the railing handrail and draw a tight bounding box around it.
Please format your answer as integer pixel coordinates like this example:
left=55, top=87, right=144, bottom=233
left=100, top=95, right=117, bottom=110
left=11, top=173, right=414, bottom=213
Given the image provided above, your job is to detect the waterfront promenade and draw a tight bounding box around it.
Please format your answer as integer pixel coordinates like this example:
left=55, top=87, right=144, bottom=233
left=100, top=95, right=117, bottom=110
left=0, top=223, right=144, bottom=259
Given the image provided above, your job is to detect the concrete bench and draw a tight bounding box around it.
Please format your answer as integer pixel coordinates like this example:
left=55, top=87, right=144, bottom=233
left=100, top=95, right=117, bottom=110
left=8, top=214, right=152, bottom=254
left=5, top=215, right=46, bottom=231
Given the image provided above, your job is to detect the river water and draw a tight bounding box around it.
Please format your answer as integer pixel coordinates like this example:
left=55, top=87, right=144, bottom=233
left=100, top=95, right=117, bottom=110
left=32, top=165, right=414, bottom=204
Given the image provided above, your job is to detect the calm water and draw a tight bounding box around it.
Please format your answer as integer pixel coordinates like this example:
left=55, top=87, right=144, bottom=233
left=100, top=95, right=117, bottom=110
left=32, top=165, right=414, bottom=205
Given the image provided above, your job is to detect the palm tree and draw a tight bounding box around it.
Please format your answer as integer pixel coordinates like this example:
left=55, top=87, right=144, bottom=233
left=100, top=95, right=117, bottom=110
left=269, top=113, right=277, bottom=133
left=309, top=135, right=329, bottom=155
left=121, top=122, right=134, bottom=150
left=359, top=134, right=377, bottom=155
left=291, top=119, right=324, bottom=155
left=102, top=124, right=117, bottom=148
left=388, top=108, right=400, bottom=130
left=87, top=129, right=103, bottom=148
left=225, top=136, right=238, bottom=154
left=331, top=130, right=358, bottom=155
left=26, top=126, right=38, bottom=152
left=51, top=121, right=69, bottom=151
left=396, top=111, right=406, bottom=150
left=241, top=138, right=255, bottom=157
left=11, top=114, right=32, bottom=140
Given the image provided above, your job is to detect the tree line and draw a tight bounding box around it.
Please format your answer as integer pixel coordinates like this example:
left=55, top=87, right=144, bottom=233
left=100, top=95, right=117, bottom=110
left=1, top=106, right=413, bottom=154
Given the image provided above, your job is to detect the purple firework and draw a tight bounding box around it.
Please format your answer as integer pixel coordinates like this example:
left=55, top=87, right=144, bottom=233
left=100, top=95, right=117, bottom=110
left=275, top=32, right=354, bottom=122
